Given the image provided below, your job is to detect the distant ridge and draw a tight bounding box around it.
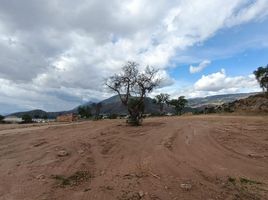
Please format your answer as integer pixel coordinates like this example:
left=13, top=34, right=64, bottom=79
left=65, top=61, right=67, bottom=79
left=187, top=92, right=258, bottom=108
left=6, top=109, right=72, bottom=119
left=6, top=92, right=258, bottom=118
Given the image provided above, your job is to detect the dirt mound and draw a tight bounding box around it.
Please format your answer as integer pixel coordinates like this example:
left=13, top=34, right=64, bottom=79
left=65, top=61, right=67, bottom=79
left=218, top=93, right=268, bottom=113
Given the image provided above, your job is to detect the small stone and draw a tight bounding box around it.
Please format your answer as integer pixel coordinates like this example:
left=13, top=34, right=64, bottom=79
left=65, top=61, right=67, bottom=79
left=57, top=150, right=69, bottom=157
left=150, top=194, right=159, bottom=199
left=164, top=185, right=169, bottom=190
left=36, top=174, right=46, bottom=180
left=84, top=188, right=91, bottom=192
left=106, top=186, right=114, bottom=190
left=180, top=183, right=192, bottom=191
left=138, top=190, right=144, bottom=197
left=33, top=141, right=47, bottom=147
left=78, top=150, right=85, bottom=154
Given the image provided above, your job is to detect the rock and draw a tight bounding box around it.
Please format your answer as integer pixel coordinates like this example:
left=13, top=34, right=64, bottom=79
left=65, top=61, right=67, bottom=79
left=248, top=153, right=264, bottom=158
left=36, top=174, right=46, bottom=180
left=78, top=150, right=85, bottom=155
left=180, top=183, right=192, bottom=191
left=57, top=150, right=69, bottom=157
left=84, top=188, right=91, bottom=192
left=33, top=140, right=47, bottom=147
left=106, top=186, right=114, bottom=190
left=138, top=190, right=144, bottom=197
left=150, top=194, right=160, bottom=200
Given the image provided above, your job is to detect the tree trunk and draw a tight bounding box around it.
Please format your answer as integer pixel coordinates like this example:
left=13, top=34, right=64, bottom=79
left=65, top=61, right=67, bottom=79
left=160, top=104, right=164, bottom=114
left=127, top=108, right=143, bottom=126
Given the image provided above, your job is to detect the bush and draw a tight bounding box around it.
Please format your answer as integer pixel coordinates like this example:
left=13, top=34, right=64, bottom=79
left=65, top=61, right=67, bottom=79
left=193, top=110, right=203, bottom=115
left=0, top=115, right=4, bottom=123
left=93, top=115, right=103, bottom=121
left=150, top=112, right=164, bottom=117
left=204, top=107, right=216, bottom=114
left=109, top=114, right=118, bottom=119
left=78, top=106, right=92, bottom=118
left=22, top=114, right=32, bottom=123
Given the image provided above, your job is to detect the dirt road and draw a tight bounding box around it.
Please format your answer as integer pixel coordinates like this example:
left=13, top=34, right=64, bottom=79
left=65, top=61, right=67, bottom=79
left=0, top=115, right=267, bottom=200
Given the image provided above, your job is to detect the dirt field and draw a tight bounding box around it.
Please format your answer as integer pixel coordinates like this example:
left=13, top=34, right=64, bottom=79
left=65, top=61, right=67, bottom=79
left=0, top=115, right=268, bottom=200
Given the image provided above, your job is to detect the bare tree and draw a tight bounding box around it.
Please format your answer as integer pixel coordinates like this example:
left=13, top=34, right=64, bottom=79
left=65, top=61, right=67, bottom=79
left=106, top=61, right=160, bottom=125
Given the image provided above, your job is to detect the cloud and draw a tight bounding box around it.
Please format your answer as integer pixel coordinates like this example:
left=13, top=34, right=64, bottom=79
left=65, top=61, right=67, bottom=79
left=0, top=0, right=267, bottom=113
left=153, top=69, right=261, bottom=100
left=225, top=0, right=268, bottom=27
left=194, top=69, right=259, bottom=92
left=189, top=60, right=211, bottom=73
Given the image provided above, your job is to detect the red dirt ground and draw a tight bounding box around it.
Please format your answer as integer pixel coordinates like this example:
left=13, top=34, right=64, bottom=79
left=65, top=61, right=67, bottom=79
left=0, top=115, right=267, bottom=200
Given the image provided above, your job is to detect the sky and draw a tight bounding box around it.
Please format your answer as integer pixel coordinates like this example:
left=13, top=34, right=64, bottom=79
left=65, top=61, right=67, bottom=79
left=0, top=0, right=268, bottom=114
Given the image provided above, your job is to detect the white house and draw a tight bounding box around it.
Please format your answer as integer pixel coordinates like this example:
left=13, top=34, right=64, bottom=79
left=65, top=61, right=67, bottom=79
left=3, top=116, right=23, bottom=123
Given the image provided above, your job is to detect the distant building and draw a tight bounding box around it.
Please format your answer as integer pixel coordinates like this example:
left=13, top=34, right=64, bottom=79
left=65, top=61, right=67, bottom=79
left=4, top=116, right=23, bottom=123
left=32, top=118, right=54, bottom=123
left=165, top=113, right=173, bottom=116
left=56, top=113, right=78, bottom=122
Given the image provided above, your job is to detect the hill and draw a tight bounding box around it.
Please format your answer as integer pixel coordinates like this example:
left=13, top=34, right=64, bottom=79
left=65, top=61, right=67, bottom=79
left=7, top=109, right=72, bottom=119
left=6, top=92, right=258, bottom=118
left=218, top=93, right=268, bottom=113
left=187, top=92, right=257, bottom=108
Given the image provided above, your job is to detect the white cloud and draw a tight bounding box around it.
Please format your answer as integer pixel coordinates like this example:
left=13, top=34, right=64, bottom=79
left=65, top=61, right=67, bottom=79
left=152, top=69, right=261, bottom=100
left=194, top=69, right=260, bottom=92
left=189, top=60, right=211, bottom=73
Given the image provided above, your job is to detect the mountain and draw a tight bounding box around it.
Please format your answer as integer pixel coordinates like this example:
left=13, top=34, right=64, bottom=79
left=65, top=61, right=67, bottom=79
left=101, top=95, right=122, bottom=105
left=6, top=92, right=259, bottom=118
left=6, top=109, right=73, bottom=119
left=187, top=92, right=257, bottom=108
